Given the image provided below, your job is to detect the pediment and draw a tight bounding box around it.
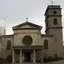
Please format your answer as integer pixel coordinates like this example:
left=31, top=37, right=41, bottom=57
left=18, top=25, right=37, bottom=28
left=13, top=22, right=42, bottom=30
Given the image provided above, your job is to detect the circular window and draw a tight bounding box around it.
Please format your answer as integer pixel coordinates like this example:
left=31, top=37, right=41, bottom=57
left=53, top=11, right=57, bottom=14
left=23, top=35, right=32, bottom=45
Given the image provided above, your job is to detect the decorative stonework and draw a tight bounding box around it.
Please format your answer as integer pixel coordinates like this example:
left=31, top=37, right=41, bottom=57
left=23, top=35, right=32, bottom=45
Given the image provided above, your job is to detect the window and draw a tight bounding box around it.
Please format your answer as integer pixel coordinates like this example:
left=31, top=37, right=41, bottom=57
left=53, top=18, right=57, bottom=25
left=23, top=35, right=32, bottom=45
left=46, top=21, right=48, bottom=27
left=44, top=39, right=48, bottom=49
left=7, top=40, right=11, bottom=50
left=53, top=11, right=57, bottom=14
left=54, top=54, right=57, bottom=57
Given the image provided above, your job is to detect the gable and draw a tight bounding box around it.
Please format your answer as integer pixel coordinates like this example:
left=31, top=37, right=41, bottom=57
left=19, top=25, right=37, bottom=28
left=13, top=22, right=42, bottom=30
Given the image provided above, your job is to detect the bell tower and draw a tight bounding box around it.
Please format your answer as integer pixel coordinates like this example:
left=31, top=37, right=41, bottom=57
left=45, top=5, right=63, bottom=57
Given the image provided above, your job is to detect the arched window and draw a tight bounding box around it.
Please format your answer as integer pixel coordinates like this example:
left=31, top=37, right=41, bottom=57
left=53, top=18, right=57, bottom=25
left=7, top=40, right=11, bottom=50
left=44, top=39, right=48, bottom=49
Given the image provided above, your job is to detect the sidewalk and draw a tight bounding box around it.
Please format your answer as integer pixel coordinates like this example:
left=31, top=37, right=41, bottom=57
left=43, top=60, right=64, bottom=64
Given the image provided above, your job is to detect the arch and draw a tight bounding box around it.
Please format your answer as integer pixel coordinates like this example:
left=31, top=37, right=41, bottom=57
left=44, top=39, right=48, bottom=49
left=53, top=18, right=58, bottom=25
left=7, top=40, right=11, bottom=50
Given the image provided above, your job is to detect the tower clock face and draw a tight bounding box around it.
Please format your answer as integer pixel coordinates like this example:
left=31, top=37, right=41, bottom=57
left=23, top=35, right=32, bottom=45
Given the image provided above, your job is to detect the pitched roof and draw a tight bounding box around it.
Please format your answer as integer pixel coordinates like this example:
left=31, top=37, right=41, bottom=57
left=12, top=21, right=42, bottom=30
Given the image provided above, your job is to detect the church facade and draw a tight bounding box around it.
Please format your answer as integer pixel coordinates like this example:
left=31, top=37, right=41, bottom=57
left=0, top=5, right=64, bottom=64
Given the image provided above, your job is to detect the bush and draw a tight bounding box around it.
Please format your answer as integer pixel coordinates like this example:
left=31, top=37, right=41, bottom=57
left=6, top=55, right=12, bottom=63
left=0, top=57, right=6, bottom=63
left=48, top=56, right=55, bottom=61
left=43, top=56, right=64, bottom=62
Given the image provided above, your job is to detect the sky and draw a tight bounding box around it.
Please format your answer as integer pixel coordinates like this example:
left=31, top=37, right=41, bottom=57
left=0, top=0, right=64, bottom=40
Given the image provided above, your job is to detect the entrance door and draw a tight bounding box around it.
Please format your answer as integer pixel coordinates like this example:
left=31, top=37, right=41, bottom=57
left=24, top=52, right=31, bottom=62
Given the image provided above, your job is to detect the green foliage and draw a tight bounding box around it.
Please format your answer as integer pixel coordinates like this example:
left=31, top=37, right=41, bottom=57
left=43, top=56, right=64, bottom=62
left=48, top=56, right=57, bottom=61
left=0, top=57, right=6, bottom=63
left=0, top=55, right=12, bottom=64
left=6, top=55, right=12, bottom=63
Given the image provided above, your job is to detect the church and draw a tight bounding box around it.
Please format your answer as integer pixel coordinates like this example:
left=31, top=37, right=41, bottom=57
left=0, top=5, right=64, bottom=64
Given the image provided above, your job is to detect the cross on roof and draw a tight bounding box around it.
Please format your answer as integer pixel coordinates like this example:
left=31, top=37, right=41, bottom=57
left=26, top=18, right=28, bottom=22
left=51, top=1, right=54, bottom=5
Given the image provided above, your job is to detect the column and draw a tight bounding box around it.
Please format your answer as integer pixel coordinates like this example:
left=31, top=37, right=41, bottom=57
left=20, top=49, right=22, bottom=64
left=41, top=49, right=43, bottom=63
left=12, top=49, right=15, bottom=64
left=33, top=49, right=36, bottom=63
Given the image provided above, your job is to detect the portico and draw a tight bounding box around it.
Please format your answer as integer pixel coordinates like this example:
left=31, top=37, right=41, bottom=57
left=12, top=46, right=43, bottom=64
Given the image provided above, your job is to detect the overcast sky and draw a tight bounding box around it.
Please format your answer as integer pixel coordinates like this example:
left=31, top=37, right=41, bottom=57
left=0, top=0, right=64, bottom=40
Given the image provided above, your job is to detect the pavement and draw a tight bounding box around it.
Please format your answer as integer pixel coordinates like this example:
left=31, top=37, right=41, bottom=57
left=43, top=60, right=64, bottom=64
